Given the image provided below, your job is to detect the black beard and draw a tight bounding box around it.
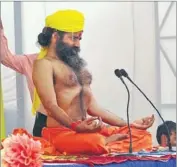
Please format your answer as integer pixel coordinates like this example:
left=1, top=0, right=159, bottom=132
left=55, top=39, right=86, bottom=72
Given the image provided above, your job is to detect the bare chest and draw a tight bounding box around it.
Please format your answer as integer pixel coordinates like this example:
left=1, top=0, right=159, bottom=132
left=53, top=62, right=92, bottom=87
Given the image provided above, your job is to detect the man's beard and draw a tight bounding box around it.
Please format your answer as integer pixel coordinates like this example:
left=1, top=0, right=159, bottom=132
left=55, top=39, right=86, bottom=72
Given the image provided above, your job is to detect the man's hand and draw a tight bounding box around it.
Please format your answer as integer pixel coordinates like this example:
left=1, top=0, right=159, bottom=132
left=131, top=114, right=155, bottom=130
left=76, top=117, right=103, bottom=133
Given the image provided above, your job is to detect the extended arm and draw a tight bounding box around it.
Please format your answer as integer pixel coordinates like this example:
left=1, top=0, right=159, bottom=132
left=87, top=94, right=127, bottom=127
left=0, top=19, right=37, bottom=74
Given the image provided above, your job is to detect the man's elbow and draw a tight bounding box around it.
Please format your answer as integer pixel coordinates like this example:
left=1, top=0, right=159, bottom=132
left=43, top=101, right=58, bottom=116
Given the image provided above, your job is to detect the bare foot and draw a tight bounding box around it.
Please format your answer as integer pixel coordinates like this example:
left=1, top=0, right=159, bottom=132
left=105, top=134, right=128, bottom=145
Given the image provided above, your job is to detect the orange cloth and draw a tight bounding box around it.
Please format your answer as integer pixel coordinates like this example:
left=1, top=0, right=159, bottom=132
left=4, top=126, right=152, bottom=155
left=42, top=127, right=108, bottom=155
left=100, top=126, right=152, bottom=153
left=41, top=125, right=152, bottom=155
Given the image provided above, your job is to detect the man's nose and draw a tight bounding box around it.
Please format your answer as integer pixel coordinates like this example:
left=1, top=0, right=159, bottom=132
left=74, top=40, right=80, bottom=47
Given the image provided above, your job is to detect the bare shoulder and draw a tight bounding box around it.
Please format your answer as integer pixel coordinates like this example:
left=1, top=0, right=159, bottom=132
left=33, top=58, right=53, bottom=70
left=32, top=59, right=54, bottom=81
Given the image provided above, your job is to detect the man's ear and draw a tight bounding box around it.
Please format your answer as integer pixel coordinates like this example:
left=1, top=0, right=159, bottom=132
left=52, top=32, right=60, bottom=43
left=161, top=134, right=167, bottom=147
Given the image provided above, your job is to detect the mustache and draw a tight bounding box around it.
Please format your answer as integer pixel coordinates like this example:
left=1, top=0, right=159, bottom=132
left=55, top=40, right=86, bottom=72
left=56, top=41, right=80, bottom=56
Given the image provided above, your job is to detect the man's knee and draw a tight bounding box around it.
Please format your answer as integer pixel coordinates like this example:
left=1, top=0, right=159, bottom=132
left=53, top=132, right=108, bottom=154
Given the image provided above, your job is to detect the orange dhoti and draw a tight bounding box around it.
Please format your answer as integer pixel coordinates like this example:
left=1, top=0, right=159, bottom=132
left=41, top=125, right=152, bottom=155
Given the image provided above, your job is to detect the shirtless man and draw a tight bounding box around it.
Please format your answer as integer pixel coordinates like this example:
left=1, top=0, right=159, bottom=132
left=1, top=10, right=154, bottom=145
left=32, top=9, right=154, bottom=149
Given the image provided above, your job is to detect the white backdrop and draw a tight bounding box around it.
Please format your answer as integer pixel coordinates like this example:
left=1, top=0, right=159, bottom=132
left=1, top=2, right=18, bottom=135
left=1, top=2, right=176, bottom=145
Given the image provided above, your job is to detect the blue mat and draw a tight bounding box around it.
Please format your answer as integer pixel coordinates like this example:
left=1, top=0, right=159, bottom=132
left=43, top=158, right=176, bottom=167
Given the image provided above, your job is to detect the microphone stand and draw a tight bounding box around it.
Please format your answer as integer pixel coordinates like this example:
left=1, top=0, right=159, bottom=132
left=114, top=70, right=137, bottom=156
left=120, top=69, right=173, bottom=152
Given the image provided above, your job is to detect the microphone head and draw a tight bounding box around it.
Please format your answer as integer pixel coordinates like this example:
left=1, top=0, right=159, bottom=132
left=120, top=69, right=128, bottom=77
left=114, top=69, right=122, bottom=78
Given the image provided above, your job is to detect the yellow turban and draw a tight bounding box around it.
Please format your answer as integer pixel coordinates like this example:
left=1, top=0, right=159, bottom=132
left=32, top=9, right=85, bottom=115
left=45, top=9, right=85, bottom=33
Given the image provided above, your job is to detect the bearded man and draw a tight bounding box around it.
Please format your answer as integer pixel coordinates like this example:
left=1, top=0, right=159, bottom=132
left=31, top=9, right=155, bottom=154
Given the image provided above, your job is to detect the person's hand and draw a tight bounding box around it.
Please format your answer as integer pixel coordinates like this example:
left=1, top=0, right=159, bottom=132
left=131, top=114, right=155, bottom=130
left=76, top=117, right=103, bottom=133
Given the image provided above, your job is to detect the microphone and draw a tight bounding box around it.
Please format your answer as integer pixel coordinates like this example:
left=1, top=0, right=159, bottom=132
left=114, top=69, right=133, bottom=153
left=119, top=69, right=172, bottom=151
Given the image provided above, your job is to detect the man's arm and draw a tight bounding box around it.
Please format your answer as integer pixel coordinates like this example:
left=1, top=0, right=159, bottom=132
left=32, top=59, right=74, bottom=128
left=0, top=19, right=37, bottom=74
left=87, top=94, right=127, bottom=127
left=87, top=92, right=155, bottom=129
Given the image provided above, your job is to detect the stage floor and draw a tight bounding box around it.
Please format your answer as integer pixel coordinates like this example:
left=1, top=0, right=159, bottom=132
left=42, top=152, right=176, bottom=167
left=43, top=158, right=176, bottom=167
